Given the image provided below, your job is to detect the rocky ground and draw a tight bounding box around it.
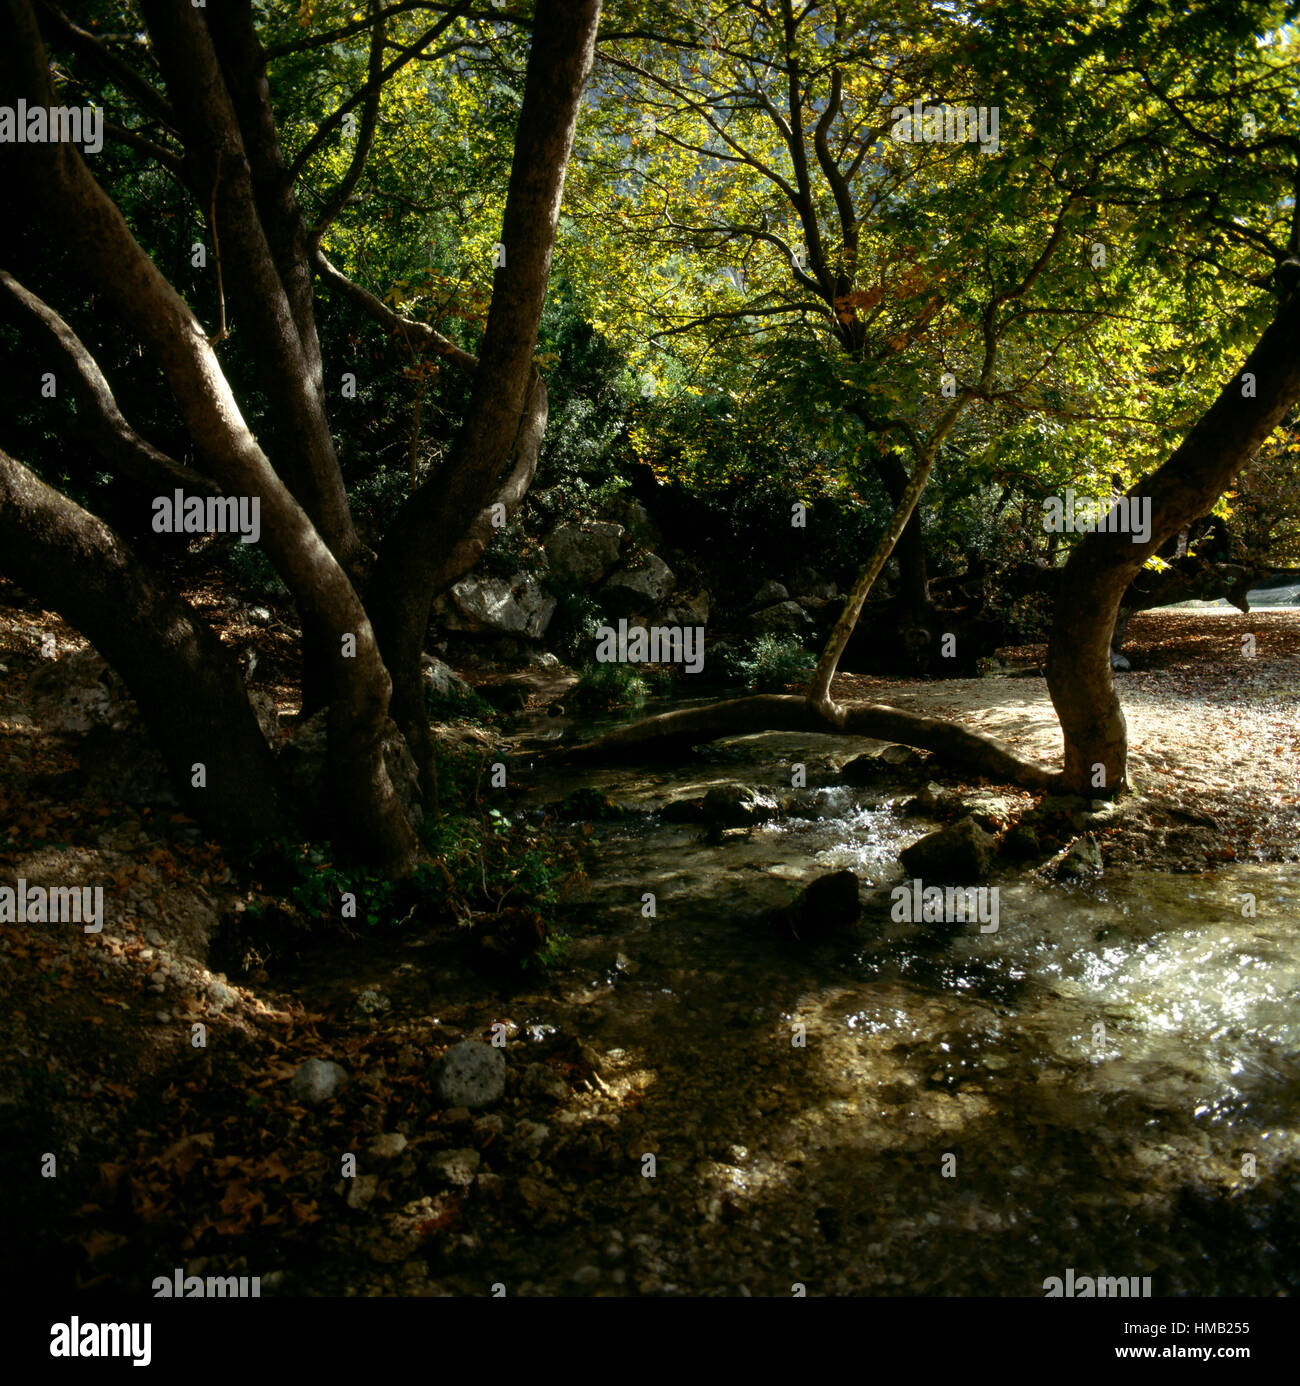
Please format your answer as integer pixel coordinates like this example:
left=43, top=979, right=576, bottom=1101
left=833, top=608, right=1300, bottom=870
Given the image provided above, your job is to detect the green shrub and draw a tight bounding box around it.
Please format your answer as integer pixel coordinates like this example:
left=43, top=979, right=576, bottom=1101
left=348, top=465, right=411, bottom=549
left=719, top=633, right=816, bottom=692
left=542, top=575, right=605, bottom=663
left=224, top=542, right=287, bottom=596
left=419, top=809, right=579, bottom=916
left=571, top=661, right=648, bottom=711
left=424, top=680, right=496, bottom=726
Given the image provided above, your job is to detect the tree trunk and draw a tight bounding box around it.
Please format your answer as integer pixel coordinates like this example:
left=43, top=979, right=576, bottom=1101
left=0, top=448, right=285, bottom=840
left=370, top=0, right=601, bottom=790
left=871, top=446, right=931, bottom=622
left=4, top=0, right=417, bottom=872
left=140, top=0, right=365, bottom=576
left=806, top=447, right=937, bottom=708
left=560, top=693, right=1059, bottom=791
left=1048, top=294, right=1300, bottom=793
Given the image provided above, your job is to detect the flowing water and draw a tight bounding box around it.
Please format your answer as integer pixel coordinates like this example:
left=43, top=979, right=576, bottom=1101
left=489, top=720, right=1300, bottom=1295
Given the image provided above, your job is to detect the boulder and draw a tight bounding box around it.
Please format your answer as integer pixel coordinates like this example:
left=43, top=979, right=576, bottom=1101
left=750, top=579, right=791, bottom=608
left=600, top=495, right=661, bottom=545
left=1057, top=834, right=1103, bottom=878
left=26, top=651, right=183, bottom=805
left=791, top=567, right=838, bottom=601
left=26, top=649, right=133, bottom=734
left=902, top=782, right=946, bottom=815
left=661, top=589, right=710, bottom=626
left=443, top=571, right=556, bottom=639
left=841, top=744, right=926, bottom=783
left=247, top=689, right=282, bottom=745
left=877, top=744, right=926, bottom=767
left=948, top=791, right=1018, bottom=834
left=421, top=654, right=474, bottom=701
left=701, top=784, right=777, bottom=827
left=601, top=552, right=675, bottom=614
left=544, top=520, right=625, bottom=584
left=899, top=816, right=996, bottom=883
left=747, top=600, right=811, bottom=635
left=434, top=1040, right=507, bottom=1110
left=289, top=1058, right=349, bottom=1107
left=774, top=869, right=861, bottom=942
left=1001, top=824, right=1042, bottom=861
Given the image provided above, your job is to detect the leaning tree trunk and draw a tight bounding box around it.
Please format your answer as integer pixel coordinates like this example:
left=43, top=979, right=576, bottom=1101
left=4, top=0, right=418, bottom=872
left=807, top=392, right=969, bottom=709
left=1048, top=292, right=1300, bottom=794
left=872, top=446, right=932, bottom=626
left=0, top=449, right=285, bottom=839
left=369, top=0, right=602, bottom=792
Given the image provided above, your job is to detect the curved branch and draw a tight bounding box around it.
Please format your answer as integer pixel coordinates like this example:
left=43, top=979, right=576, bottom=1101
left=557, top=692, right=1060, bottom=792
left=424, top=368, right=547, bottom=595
left=0, top=270, right=220, bottom=497
left=314, top=248, right=479, bottom=371
left=0, top=446, right=286, bottom=838
left=39, top=2, right=177, bottom=131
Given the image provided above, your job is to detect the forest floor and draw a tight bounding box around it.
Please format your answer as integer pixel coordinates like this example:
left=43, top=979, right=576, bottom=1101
left=1, top=592, right=1297, bottom=1296
left=833, top=608, right=1300, bottom=869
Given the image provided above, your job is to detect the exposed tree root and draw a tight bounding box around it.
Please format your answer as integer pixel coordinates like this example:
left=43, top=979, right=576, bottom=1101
left=557, top=693, right=1062, bottom=792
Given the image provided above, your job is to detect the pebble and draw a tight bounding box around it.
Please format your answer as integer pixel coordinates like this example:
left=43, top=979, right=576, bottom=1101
left=428, top=1148, right=480, bottom=1188
left=346, top=1174, right=379, bottom=1210
left=368, top=1132, right=408, bottom=1162
left=434, top=1040, right=506, bottom=1110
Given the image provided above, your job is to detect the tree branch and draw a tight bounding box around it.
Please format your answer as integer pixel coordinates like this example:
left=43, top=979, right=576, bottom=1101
left=0, top=270, right=221, bottom=497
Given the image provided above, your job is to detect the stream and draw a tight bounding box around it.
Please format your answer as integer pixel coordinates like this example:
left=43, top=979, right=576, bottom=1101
left=457, top=717, right=1300, bottom=1295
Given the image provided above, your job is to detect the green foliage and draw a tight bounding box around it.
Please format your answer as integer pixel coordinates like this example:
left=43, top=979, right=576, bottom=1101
left=542, top=576, right=605, bottom=663
left=418, top=809, right=578, bottom=917
left=348, top=465, right=413, bottom=550
left=424, top=680, right=497, bottom=727
left=525, top=929, right=573, bottom=971
left=718, top=634, right=816, bottom=693
left=571, top=661, right=649, bottom=711
left=223, top=542, right=289, bottom=597
left=246, top=838, right=401, bottom=930
left=985, top=590, right=1055, bottom=647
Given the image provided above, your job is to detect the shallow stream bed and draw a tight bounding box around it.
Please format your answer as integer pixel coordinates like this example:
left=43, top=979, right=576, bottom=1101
left=446, top=725, right=1300, bottom=1295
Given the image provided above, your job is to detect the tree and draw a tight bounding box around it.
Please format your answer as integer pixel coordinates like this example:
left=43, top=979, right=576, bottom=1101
left=0, top=0, right=602, bottom=866
left=563, top=0, right=1300, bottom=794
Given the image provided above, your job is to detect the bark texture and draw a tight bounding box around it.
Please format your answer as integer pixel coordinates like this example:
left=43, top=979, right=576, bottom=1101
left=1047, top=295, right=1300, bottom=793
left=0, top=447, right=285, bottom=838
left=369, top=0, right=602, bottom=787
